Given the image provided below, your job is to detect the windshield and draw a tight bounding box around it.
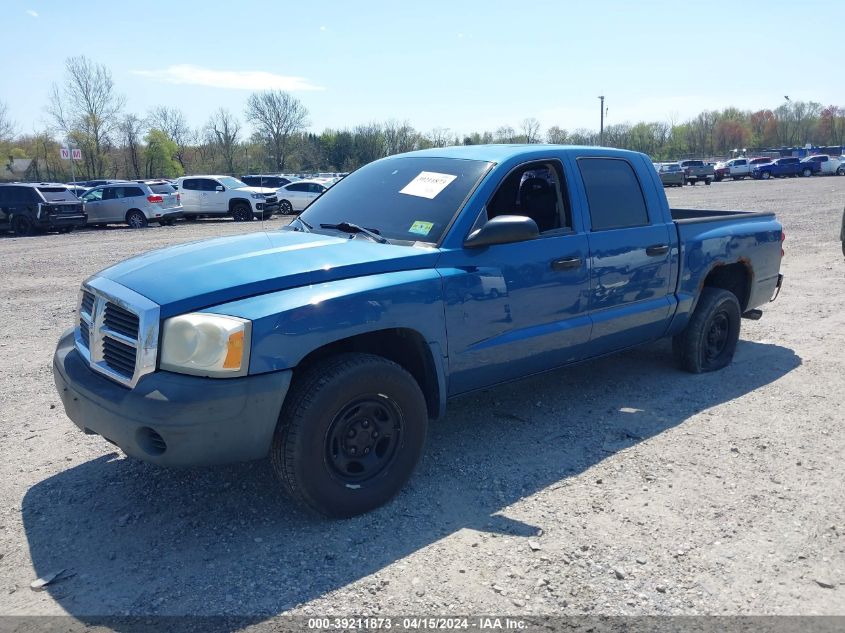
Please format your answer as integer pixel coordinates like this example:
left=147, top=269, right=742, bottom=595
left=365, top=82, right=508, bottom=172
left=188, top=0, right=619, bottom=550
left=37, top=187, right=77, bottom=201
left=297, top=156, right=492, bottom=243
left=217, top=176, right=248, bottom=189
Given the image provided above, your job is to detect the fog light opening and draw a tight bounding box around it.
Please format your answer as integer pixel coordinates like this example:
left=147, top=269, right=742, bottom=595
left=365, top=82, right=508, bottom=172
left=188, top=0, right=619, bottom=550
left=136, top=427, right=167, bottom=456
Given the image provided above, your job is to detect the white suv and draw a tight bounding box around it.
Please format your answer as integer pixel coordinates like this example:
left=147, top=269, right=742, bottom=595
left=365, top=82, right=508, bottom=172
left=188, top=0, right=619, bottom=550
left=176, top=175, right=279, bottom=221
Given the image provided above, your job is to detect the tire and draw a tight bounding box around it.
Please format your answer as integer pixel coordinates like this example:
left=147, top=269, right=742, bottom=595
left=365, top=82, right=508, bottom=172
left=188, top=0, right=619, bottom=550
left=732, top=176, right=742, bottom=181
left=10, top=215, right=36, bottom=237
left=672, top=288, right=741, bottom=374
left=184, top=215, right=198, bottom=222
left=271, top=353, right=428, bottom=518
left=801, top=168, right=812, bottom=177
left=837, top=166, right=844, bottom=176
left=762, top=171, right=771, bottom=180
left=714, top=175, right=723, bottom=182
left=279, top=199, right=294, bottom=215
left=232, top=203, right=252, bottom=222
left=126, top=210, right=148, bottom=229
left=705, top=178, right=711, bottom=185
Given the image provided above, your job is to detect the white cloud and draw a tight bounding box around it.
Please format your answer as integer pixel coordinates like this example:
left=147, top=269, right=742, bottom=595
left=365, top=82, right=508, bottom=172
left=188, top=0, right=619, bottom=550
left=26, top=9, right=38, bottom=17
left=131, top=65, right=324, bottom=91
left=319, top=25, right=326, bottom=31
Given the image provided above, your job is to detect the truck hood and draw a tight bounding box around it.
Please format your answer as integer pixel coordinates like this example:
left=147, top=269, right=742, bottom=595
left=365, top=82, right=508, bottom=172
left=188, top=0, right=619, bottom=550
left=94, top=230, right=441, bottom=318
left=240, top=186, right=276, bottom=195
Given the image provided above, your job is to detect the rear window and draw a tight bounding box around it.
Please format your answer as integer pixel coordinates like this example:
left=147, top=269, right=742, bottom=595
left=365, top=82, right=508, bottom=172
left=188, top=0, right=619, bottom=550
left=37, top=187, right=77, bottom=202
left=148, top=183, right=176, bottom=194
left=577, top=158, right=649, bottom=231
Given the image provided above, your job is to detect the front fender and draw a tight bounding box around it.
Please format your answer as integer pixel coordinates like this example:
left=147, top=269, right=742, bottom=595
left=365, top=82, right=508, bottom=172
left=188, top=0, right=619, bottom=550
left=202, top=269, right=448, bottom=375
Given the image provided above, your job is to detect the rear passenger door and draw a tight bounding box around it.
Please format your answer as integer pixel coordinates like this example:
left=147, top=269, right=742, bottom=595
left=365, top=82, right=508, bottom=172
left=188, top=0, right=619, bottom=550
left=573, top=156, right=674, bottom=356
left=179, top=179, right=201, bottom=213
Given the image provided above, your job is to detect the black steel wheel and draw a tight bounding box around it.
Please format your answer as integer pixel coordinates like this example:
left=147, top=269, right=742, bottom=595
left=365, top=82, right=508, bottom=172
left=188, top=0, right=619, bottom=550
left=673, top=287, right=741, bottom=373
left=271, top=353, right=428, bottom=518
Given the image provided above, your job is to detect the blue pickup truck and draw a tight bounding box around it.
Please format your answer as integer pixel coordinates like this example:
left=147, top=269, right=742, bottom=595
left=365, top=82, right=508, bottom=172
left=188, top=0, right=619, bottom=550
left=751, top=156, right=819, bottom=179
left=53, top=146, right=784, bottom=517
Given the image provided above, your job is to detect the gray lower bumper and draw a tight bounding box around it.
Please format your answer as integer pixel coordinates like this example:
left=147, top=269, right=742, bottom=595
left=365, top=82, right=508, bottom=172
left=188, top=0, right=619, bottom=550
left=52, top=330, right=291, bottom=467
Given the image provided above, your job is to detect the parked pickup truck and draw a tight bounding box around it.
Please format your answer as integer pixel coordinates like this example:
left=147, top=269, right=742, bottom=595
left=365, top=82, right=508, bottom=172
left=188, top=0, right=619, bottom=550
left=713, top=157, right=769, bottom=181
left=175, top=175, right=279, bottom=221
left=53, top=146, right=785, bottom=517
left=0, top=183, right=87, bottom=235
left=678, top=159, right=715, bottom=185
left=752, top=156, right=819, bottom=179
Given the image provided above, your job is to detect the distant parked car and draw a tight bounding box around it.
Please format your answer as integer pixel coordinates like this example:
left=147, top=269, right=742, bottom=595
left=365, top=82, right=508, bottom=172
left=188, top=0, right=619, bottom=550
left=276, top=180, right=328, bottom=214
left=752, top=156, right=818, bottom=179
left=175, top=175, right=278, bottom=221
left=678, top=159, right=714, bottom=185
left=657, top=163, right=685, bottom=187
left=801, top=155, right=841, bottom=175
left=0, top=183, right=87, bottom=235
left=77, top=179, right=125, bottom=188
left=240, top=174, right=294, bottom=188
left=714, top=157, right=756, bottom=181
left=80, top=181, right=183, bottom=228
left=64, top=184, right=89, bottom=197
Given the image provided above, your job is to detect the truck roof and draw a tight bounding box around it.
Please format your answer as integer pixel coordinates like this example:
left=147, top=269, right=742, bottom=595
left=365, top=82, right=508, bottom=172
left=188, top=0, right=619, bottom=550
left=393, top=144, right=639, bottom=163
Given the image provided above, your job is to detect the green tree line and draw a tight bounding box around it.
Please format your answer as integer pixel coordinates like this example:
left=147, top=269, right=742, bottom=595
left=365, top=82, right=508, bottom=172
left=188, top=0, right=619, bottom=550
left=1, top=56, right=844, bottom=182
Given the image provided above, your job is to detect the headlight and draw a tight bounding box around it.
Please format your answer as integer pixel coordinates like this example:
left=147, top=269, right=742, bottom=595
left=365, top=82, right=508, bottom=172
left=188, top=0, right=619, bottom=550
left=160, top=313, right=251, bottom=377
left=250, top=193, right=265, bottom=199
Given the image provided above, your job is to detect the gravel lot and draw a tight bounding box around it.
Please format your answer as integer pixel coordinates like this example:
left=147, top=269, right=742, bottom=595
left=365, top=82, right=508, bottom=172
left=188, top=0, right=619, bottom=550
left=0, top=177, right=843, bottom=620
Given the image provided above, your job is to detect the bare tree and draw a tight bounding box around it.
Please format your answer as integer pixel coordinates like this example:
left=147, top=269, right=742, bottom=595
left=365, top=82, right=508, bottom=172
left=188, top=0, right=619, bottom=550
left=47, top=56, right=125, bottom=178
left=245, top=90, right=309, bottom=171
left=148, top=106, right=194, bottom=170
left=546, top=126, right=568, bottom=144
left=0, top=101, right=15, bottom=142
left=383, top=120, right=418, bottom=155
left=521, top=118, right=542, bottom=143
left=427, top=127, right=453, bottom=148
left=118, top=114, right=145, bottom=179
left=494, top=125, right=516, bottom=143
left=206, top=109, right=241, bottom=174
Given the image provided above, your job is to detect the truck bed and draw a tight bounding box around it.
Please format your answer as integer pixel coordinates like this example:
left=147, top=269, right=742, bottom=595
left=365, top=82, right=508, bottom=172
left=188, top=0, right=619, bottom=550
left=671, top=208, right=775, bottom=223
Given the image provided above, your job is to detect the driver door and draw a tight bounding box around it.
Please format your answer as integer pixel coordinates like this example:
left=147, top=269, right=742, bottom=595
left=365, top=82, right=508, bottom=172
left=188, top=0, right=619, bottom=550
left=438, top=160, right=592, bottom=395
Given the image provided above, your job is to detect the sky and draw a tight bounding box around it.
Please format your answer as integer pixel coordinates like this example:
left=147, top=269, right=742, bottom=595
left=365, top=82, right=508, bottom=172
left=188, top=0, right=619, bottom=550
left=1, top=0, right=842, bottom=139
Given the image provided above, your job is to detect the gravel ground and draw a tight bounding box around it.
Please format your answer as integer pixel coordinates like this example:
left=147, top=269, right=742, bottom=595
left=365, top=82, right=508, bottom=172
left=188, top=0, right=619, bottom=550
left=0, top=177, right=843, bottom=620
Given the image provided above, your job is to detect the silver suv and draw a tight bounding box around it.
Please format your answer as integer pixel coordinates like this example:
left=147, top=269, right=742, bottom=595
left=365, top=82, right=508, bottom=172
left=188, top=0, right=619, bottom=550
left=80, top=181, right=183, bottom=228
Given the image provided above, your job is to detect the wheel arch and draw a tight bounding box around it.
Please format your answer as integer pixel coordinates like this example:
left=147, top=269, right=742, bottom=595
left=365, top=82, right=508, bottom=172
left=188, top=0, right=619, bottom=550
left=294, top=327, right=445, bottom=420
left=699, top=260, right=752, bottom=312
left=228, top=197, right=252, bottom=213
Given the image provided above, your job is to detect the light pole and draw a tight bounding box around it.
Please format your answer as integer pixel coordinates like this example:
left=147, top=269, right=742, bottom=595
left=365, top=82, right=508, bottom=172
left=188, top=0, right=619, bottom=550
left=598, top=95, right=605, bottom=146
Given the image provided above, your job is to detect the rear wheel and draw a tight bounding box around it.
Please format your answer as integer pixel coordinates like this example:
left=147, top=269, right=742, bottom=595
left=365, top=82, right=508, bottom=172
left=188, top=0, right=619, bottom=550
left=705, top=178, right=711, bottom=185
left=126, top=210, right=148, bottom=229
left=10, top=215, right=36, bottom=236
left=271, top=353, right=428, bottom=518
left=232, top=203, right=252, bottom=222
left=673, top=288, right=741, bottom=374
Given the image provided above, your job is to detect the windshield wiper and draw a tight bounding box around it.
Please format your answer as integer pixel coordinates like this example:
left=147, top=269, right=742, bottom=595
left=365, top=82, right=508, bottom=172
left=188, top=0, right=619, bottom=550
left=320, top=222, right=388, bottom=244
left=292, top=216, right=313, bottom=232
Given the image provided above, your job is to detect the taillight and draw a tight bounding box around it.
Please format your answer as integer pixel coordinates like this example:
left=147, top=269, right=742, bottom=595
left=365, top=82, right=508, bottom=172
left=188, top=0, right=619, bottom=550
left=147, top=195, right=163, bottom=204
left=176, top=193, right=181, bottom=201
left=780, top=230, right=786, bottom=257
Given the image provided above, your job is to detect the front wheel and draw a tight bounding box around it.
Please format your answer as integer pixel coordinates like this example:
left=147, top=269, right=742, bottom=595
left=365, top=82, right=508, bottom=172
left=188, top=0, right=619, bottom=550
left=232, top=204, right=252, bottom=222
left=705, top=178, right=711, bottom=185
left=801, top=168, right=812, bottom=177
left=279, top=199, right=294, bottom=215
left=672, top=288, right=741, bottom=374
left=762, top=171, right=771, bottom=180
left=271, top=353, right=428, bottom=518
left=837, top=166, right=845, bottom=176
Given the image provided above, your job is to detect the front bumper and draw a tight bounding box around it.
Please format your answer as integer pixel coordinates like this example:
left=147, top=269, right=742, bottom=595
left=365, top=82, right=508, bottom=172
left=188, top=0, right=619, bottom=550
left=52, top=329, right=291, bottom=467
left=255, top=202, right=280, bottom=215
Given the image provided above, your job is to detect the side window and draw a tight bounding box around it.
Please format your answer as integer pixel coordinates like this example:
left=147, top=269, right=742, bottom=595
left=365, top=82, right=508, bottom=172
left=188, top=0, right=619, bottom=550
left=484, top=160, right=570, bottom=233
left=577, top=158, right=649, bottom=231
left=181, top=179, right=199, bottom=190
left=288, top=183, right=307, bottom=192
left=82, top=188, right=103, bottom=202
left=736, top=160, right=746, bottom=166
left=202, top=179, right=221, bottom=191
left=241, top=177, right=257, bottom=186
left=102, top=187, right=117, bottom=201
left=124, top=187, right=144, bottom=197
left=309, top=183, right=325, bottom=194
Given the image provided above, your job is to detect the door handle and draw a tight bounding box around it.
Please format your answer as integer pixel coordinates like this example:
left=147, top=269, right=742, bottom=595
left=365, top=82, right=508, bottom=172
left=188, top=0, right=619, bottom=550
left=551, top=256, right=582, bottom=271
left=646, top=244, right=670, bottom=256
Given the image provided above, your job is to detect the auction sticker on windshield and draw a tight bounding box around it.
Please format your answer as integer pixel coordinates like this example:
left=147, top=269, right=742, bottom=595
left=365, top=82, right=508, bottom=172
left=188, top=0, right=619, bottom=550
left=400, top=171, right=457, bottom=199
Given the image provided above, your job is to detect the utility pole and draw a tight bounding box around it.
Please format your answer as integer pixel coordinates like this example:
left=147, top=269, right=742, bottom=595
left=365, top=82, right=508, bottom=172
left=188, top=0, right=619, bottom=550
left=598, top=96, right=605, bottom=146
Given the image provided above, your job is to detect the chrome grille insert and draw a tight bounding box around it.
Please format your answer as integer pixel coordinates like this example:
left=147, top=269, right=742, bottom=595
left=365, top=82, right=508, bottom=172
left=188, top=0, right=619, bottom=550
left=74, top=277, right=160, bottom=388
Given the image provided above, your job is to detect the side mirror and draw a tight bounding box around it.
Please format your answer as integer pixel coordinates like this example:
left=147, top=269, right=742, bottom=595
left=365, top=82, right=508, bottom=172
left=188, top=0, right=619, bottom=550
left=215, top=185, right=224, bottom=191
left=464, top=215, right=539, bottom=248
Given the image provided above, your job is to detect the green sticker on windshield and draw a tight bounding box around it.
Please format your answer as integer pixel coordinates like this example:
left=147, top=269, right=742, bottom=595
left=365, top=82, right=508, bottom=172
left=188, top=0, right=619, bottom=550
left=409, top=220, right=434, bottom=236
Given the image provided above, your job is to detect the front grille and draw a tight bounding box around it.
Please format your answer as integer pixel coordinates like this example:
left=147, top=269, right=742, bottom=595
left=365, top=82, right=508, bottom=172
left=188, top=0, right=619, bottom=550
left=74, top=280, right=160, bottom=388
left=265, top=195, right=278, bottom=205
left=104, top=303, right=139, bottom=339
left=102, top=337, right=137, bottom=378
